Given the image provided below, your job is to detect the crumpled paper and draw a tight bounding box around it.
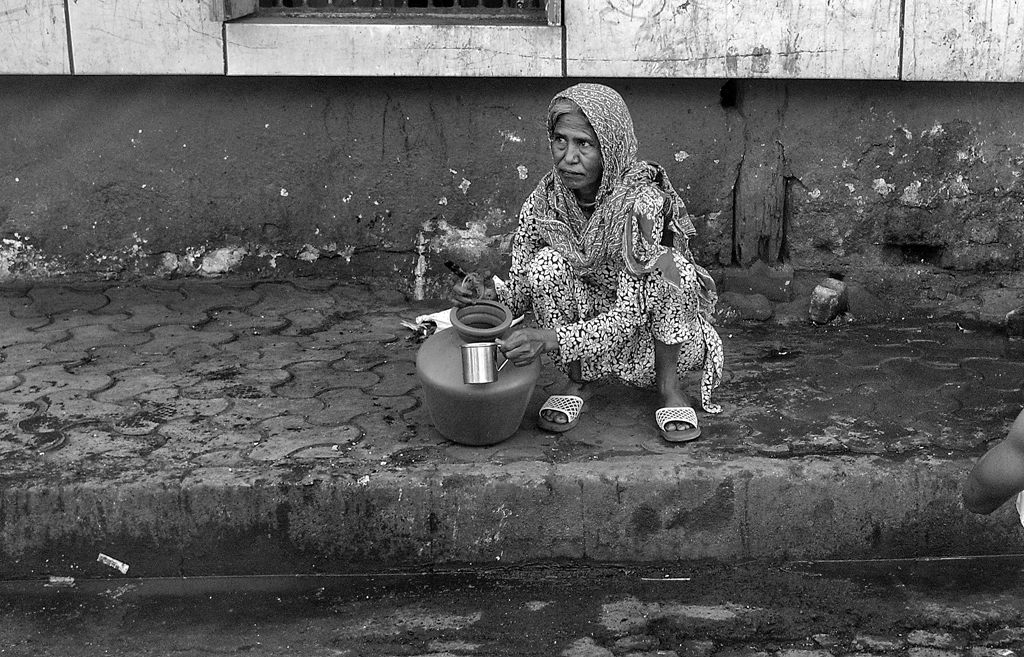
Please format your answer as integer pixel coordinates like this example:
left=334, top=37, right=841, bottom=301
left=413, top=307, right=455, bottom=332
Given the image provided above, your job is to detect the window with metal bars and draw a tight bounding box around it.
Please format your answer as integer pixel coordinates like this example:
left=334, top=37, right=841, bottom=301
left=257, top=0, right=547, bottom=19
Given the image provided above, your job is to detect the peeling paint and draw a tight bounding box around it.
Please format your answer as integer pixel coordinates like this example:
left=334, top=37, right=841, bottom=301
left=808, top=188, right=821, bottom=199
left=458, top=178, right=471, bottom=195
left=872, top=178, right=896, bottom=195
left=184, top=246, right=205, bottom=269
left=517, top=165, right=529, bottom=180
left=298, top=244, right=319, bottom=262
left=674, top=150, right=690, bottom=162
left=198, top=246, right=247, bottom=276
left=426, top=217, right=499, bottom=256
left=438, top=197, right=448, bottom=206
left=499, top=130, right=523, bottom=143
left=947, top=174, right=971, bottom=197
left=256, top=245, right=282, bottom=269
left=0, top=236, right=64, bottom=280
left=413, top=232, right=428, bottom=301
left=901, top=180, right=925, bottom=206
left=155, top=253, right=179, bottom=277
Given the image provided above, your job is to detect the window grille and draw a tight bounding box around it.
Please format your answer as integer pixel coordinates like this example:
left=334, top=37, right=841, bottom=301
left=257, top=0, right=548, bottom=19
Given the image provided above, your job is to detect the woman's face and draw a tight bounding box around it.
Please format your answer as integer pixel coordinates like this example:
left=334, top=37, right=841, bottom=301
left=550, top=111, right=603, bottom=201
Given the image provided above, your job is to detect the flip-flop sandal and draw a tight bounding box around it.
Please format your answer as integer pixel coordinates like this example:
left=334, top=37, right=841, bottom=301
left=537, top=395, right=584, bottom=433
left=656, top=406, right=701, bottom=443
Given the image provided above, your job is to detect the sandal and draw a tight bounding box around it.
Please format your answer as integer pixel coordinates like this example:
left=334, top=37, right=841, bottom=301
left=656, top=406, right=701, bottom=443
left=537, top=395, right=584, bottom=433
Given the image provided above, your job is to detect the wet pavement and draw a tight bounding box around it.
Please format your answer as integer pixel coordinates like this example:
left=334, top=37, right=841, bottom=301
left=0, top=279, right=1023, bottom=579
left=3, top=557, right=1024, bottom=656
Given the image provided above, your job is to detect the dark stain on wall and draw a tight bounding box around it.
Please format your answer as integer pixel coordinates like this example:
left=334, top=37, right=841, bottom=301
left=665, top=480, right=735, bottom=532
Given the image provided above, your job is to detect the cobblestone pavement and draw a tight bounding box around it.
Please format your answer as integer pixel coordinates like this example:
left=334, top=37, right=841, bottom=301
left=0, top=279, right=1022, bottom=576
left=1, top=279, right=1020, bottom=475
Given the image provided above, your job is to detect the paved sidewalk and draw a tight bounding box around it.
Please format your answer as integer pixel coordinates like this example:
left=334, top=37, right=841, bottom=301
left=0, top=279, right=1022, bottom=579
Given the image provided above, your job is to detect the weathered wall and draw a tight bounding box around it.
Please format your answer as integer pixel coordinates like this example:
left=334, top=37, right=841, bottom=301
left=1, top=76, right=1023, bottom=310
left=9, top=0, right=1024, bottom=81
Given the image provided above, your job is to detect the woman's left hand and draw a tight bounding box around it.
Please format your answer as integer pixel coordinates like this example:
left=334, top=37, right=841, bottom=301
left=450, top=271, right=497, bottom=308
left=497, top=328, right=558, bottom=367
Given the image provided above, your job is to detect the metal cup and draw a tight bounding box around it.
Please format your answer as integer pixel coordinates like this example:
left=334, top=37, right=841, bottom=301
left=460, top=342, right=509, bottom=384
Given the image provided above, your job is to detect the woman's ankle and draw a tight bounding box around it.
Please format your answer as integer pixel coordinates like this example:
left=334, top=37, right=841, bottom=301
left=659, top=385, right=692, bottom=408
left=567, top=360, right=584, bottom=385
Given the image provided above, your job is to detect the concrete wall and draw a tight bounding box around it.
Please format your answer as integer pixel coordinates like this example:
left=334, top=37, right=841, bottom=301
left=2, top=1, right=1024, bottom=315
left=3, top=76, right=1024, bottom=309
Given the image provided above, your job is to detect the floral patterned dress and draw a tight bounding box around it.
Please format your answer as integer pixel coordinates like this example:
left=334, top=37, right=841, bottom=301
left=498, top=173, right=723, bottom=413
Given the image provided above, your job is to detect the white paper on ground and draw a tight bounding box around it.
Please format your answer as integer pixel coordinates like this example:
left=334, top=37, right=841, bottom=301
left=414, top=308, right=455, bottom=331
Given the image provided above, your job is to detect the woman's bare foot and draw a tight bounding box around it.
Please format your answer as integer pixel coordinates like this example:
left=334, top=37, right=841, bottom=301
left=658, top=384, right=697, bottom=432
left=539, top=377, right=588, bottom=426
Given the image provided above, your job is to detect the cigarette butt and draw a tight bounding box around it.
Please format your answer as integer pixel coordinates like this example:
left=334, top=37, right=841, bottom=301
left=97, top=553, right=130, bottom=575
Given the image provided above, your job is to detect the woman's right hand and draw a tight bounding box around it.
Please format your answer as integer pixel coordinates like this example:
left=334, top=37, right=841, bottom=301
left=497, top=328, right=558, bottom=367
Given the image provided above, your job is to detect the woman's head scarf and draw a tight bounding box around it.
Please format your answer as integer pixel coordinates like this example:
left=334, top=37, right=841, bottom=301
left=533, top=83, right=697, bottom=277
left=548, top=83, right=638, bottom=210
